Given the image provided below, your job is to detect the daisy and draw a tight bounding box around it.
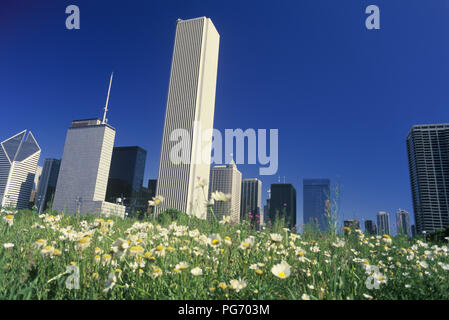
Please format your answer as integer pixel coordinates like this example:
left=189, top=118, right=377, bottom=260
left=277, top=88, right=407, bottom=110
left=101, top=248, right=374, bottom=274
left=271, top=260, right=291, bottom=279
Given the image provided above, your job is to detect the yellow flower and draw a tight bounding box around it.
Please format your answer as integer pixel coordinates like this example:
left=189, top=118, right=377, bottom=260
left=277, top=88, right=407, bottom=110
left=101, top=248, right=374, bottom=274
left=129, top=245, right=144, bottom=257
left=256, top=269, right=263, bottom=275
left=218, top=282, right=227, bottom=290
left=92, top=272, right=99, bottom=279
left=156, top=245, right=164, bottom=251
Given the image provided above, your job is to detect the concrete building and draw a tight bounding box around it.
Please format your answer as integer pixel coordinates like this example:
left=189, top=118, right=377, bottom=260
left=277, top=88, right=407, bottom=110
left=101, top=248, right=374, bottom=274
left=396, top=209, right=412, bottom=237
left=240, top=178, right=263, bottom=226
left=209, top=161, right=242, bottom=223
left=364, top=219, right=377, bottom=235
left=155, top=17, right=220, bottom=219
left=377, top=211, right=390, bottom=235
left=0, top=130, right=41, bottom=209
left=53, top=118, right=124, bottom=217
left=35, top=158, right=61, bottom=213
left=407, top=124, right=449, bottom=234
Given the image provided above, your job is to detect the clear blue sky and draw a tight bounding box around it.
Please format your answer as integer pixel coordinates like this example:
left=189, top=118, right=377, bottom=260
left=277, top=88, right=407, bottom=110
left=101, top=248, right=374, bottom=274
left=1, top=0, right=448, bottom=231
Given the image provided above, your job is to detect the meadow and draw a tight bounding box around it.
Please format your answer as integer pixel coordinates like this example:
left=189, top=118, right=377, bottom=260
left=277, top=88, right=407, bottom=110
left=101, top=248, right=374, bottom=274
left=1, top=206, right=449, bottom=300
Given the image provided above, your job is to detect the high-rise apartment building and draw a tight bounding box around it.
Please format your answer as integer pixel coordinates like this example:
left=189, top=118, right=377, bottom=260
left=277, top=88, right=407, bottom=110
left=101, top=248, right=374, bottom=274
left=407, top=124, right=449, bottom=234
left=303, top=179, right=330, bottom=232
left=29, top=165, right=43, bottom=206
left=209, top=161, right=241, bottom=222
left=377, top=211, right=390, bottom=235
left=35, top=158, right=61, bottom=213
left=53, top=118, right=125, bottom=217
left=0, top=130, right=41, bottom=209
left=240, top=178, right=263, bottom=225
left=106, top=146, right=147, bottom=205
left=396, top=209, right=412, bottom=237
left=155, top=17, right=220, bottom=219
left=269, top=184, right=297, bottom=229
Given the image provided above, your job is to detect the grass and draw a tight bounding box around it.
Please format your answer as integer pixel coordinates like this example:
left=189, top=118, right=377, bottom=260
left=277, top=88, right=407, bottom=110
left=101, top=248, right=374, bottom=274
left=1, top=207, right=449, bottom=300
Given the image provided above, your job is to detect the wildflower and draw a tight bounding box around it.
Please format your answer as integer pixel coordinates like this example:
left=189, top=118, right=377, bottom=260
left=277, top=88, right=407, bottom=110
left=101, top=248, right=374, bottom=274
left=255, top=269, right=263, bottom=275
left=152, top=266, right=163, bottom=278
left=103, top=271, right=119, bottom=292
left=191, top=267, right=203, bottom=276
left=102, top=253, right=112, bottom=266
left=175, top=262, right=189, bottom=271
left=382, top=235, right=392, bottom=245
left=218, top=282, right=227, bottom=289
left=110, top=238, right=129, bottom=259
left=438, top=262, right=449, bottom=270
left=239, top=237, right=255, bottom=250
left=148, top=195, right=165, bottom=207
left=76, top=237, right=91, bottom=251
left=270, top=233, right=283, bottom=242
left=301, top=294, right=310, bottom=300
left=3, top=243, right=14, bottom=249
left=271, top=260, right=291, bottom=279
left=41, top=245, right=56, bottom=257
left=3, top=215, right=14, bottom=226
left=417, top=261, right=428, bottom=269
left=224, top=236, right=232, bottom=245
left=363, top=293, right=373, bottom=300
left=219, top=216, right=231, bottom=225
left=129, top=245, right=144, bottom=257
left=94, top=255, right=101, bottom=264
left=229, top=279, right=247, bottom=292
left=208, top=234, right=222, bottom=247
left=211, top=191, right=232, bottom=202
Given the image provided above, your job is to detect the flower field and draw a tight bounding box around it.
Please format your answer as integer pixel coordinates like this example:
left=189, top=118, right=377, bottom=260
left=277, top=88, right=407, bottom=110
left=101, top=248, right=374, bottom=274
left=1, top=208, right=449, bottom=300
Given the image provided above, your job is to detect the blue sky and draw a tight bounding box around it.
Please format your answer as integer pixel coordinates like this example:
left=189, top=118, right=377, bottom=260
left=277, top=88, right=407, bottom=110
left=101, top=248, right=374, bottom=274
left=1, top=0, right=448, bottom=231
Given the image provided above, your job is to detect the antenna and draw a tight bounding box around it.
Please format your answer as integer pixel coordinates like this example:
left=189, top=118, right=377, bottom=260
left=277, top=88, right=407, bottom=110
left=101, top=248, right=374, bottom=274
left=102, top=72, right=114, bottom=124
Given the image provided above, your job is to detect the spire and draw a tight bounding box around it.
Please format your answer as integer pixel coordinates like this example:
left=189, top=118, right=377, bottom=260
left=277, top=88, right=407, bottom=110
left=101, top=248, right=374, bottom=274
left=102, top=72, right=114, bottom=124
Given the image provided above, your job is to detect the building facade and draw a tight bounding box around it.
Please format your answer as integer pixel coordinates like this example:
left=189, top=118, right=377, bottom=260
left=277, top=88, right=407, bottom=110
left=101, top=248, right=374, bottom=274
left=105, top=146, right=147, bottom=205
left=396, top=209, right=412, bottom=237
left=364, top=219, right=377, bottom=235
left=407, top=124, right=449, bottom=234
left=0, top=130, right=41, bottom=209
left=35, top=158, right=61, bottom=213
left=269, top=184, right=297, bottom=229
left=303, top=179, right=330, bottom=232
left=53, top=119, right=124, bottom=217
left=240, top=178, right=263, bottom=226
left=155, top=17, right=220, bottom=219
left=209, top=161, right=242, bottom=222
left=377, top=211, right=390, bottom=235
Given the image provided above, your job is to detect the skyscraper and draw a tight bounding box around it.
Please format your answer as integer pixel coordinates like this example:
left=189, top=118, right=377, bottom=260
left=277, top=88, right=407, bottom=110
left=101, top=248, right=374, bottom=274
left=269, top=184, right=297, bottom=229
left=303, top=179, right=330, bottom=232
left=209, top=161, right=242, bottom=223
left=29, top=165, right=43, bottom=206
left=364, top=219, right=377, bottom=235
left=0, top=130, right=41, bottom=209
left=240, top=178, right=263, bottom=226
left=377, top=211, right=390, bottom=235
left=35, top=158, right=61, bottom=213
left=407, top=124, right=449, bottom=234
left=53, top=118, right=125, bottom=217
left=106, top=146, right=147, bottom=206
left=155, top=17, right=220, bottom=219
left=396, top=209, right=411, bottom=237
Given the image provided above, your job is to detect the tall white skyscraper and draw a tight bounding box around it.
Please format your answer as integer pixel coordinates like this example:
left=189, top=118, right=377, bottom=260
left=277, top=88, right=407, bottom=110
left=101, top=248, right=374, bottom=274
left=209, top=161, right=242, bottom=222
left=156, top=17, right=220, bottom=218
left=0, top=130, right=41, bottom=209
left=240, top=178, right=263, bottom=226
left=377, top=211, right=391, bottom=235
left=53, top=119, right=124, bottom=217
left=396, top=209, right=411, bottom=237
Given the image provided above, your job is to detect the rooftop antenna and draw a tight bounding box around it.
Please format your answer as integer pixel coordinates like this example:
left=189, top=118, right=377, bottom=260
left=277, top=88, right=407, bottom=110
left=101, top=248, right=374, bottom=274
left=278, top=176, right=280, bottom=183
left=102, top=72, right=114, bottom=124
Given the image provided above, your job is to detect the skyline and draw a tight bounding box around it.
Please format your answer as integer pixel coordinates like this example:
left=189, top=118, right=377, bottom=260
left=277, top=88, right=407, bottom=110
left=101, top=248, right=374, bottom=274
left=2, top=1, right=449, bottom=228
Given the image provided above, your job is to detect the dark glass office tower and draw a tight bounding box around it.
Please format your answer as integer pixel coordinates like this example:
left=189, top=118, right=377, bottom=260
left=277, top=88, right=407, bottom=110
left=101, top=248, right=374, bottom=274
left=106, top=146, right=146, bottom=206
left=303, top=179, right=330, bottom=232
left=407, top=124, right=449, bottom=234
left=35, top=159, right=61, bottom=213
left=269, top=184, right=296, bottom=229
left=364, top=219, right=377, bottom=235
left=148, top=179, right=157, bottom=200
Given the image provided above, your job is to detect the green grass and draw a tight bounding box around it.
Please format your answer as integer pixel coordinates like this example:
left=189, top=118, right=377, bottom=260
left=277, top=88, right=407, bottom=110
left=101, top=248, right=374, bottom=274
left=1, top=208, right=449, bottom=300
